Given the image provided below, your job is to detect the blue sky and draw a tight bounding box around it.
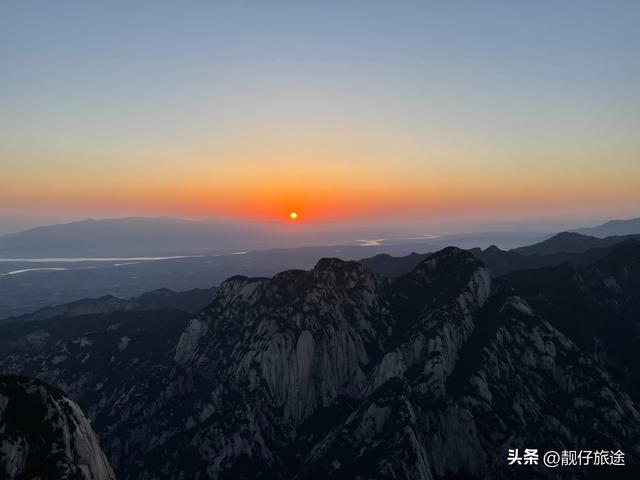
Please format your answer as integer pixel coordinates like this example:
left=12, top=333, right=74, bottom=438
left=1, top=1, right=639, bottom=230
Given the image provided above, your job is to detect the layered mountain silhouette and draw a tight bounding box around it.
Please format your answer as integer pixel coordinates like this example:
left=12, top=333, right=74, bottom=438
left=1, top=242, right=639, bottom=478
left=513, top=231, right=640, bottom=255
left=0, top=217, right=281, bottom=257
left=0, top=286, right=216, bottom=325
left=506, top=241, right=640, bottom=399
left=573, top=216, right=640, bottom=238
left=360, top=233, right=640, bottom=278
left=0, top=217, right=551, bottom=258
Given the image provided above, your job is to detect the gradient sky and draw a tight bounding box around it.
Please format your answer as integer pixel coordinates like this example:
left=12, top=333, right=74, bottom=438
left=1, top=1, right=639, bottom=229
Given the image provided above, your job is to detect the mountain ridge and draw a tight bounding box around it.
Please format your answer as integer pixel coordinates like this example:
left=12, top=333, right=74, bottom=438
left=573, top=216, right=640, bottom=238
left=2, top=245, right=640, bottom=477
left=0, top=286, right=217, bottom=325
left=513, top=231, right=640, bottom=255
left=359, top=235, right=640, bottom=279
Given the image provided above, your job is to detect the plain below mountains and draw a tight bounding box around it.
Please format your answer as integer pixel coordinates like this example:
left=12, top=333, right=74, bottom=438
left=0, top=216, right=556, bottom=258
left=2, top=229, right=639, bottom=322
left=0, top=217, right=284, bottom=257
left=0, top=234, right=547, bottom=320
left=2, top=215, right=638, bottom=259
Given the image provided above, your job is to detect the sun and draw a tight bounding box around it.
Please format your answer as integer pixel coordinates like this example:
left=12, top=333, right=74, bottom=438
left=289, top=212, right=298, bottom=220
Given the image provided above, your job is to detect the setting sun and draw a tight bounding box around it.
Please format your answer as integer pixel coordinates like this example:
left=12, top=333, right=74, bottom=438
left=289, top=212, right=298, bottom=220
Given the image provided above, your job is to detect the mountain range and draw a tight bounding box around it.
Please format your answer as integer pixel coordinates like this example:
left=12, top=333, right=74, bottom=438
left=513, top=231, right=640, bottom=255
left=0, top=286, right=216, bottom=325
left=0, top=217, right=281, bottom=257
left=3, top=215, right=639, bottom=260
left=0, top=217, right=447, bottom=258
left=1, top=236, right=639, bottom=478
left=0, top=216, right=570, bottom=258
left=1, top=218, right=638, bottom=321
left=573, top=217, right=640, bottom=238
left=4, top=230, right=638, bottom=322
left=360, top=233, right=640, bottom=279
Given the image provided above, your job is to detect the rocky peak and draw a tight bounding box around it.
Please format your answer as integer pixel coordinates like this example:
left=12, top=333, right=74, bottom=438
left=369, top=248, right=491, bottom=398
left=410, top=246, right=481, bottom=275
left=0, top=375, right=115, bottom=480
left=174, top=256, right=394, bottom=424
left=483, top=244, right=503, bottom=255
left=215, top=275, right=267, bottom=303
left=4, top=245, right=640, bottom=479
left=391, top=247, right=491, bottom=323
left=309, top=258, right=378, bottom=293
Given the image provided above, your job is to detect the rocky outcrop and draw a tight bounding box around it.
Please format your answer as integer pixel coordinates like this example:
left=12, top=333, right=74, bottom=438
left=300, top=378, right=433, bottom=480
left=0, top=375, right=115, bottom=480
left=2, top=245, right=640, bottom=479
left=174, top=258, right=395, bottom=424
left=371, top=247, right=490, bottom=397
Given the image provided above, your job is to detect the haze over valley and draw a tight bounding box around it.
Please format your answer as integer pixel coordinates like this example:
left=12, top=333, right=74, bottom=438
left=1, top=215, right=638, bottom=320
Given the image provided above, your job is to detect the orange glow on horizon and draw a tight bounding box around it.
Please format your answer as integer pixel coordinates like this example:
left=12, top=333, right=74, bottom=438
left=2, top=144, right=640, bottom=223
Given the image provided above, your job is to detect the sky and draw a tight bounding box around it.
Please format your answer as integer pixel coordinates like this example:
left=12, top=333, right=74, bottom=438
left=1, top=1, right=639, bottom=233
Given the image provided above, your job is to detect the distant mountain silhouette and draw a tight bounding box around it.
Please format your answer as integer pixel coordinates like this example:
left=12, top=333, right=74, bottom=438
left=573, top=216, right=640, bottom=237
left=0, top=217, right=552, bottom=258
left=0, top=217, right=289, bottom=257
left=0, top=286, right=216, bottom=325
left=358, top=252, right=430, bottom=278
left=359, top=237, right=640, bottom=278
left=513, top=231, right=640, bottom=255
left=506, top=241, right=640, bottom=399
